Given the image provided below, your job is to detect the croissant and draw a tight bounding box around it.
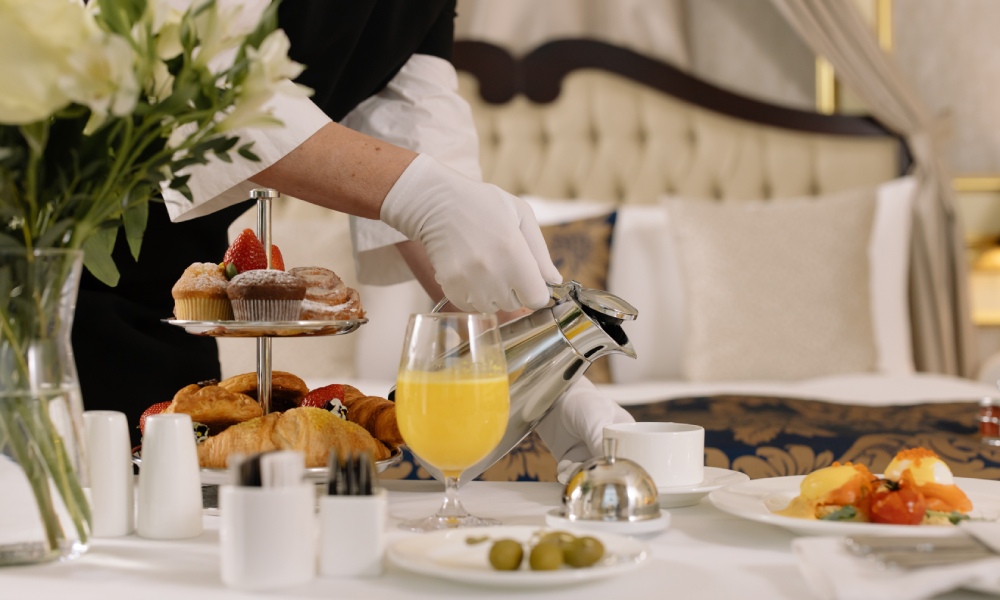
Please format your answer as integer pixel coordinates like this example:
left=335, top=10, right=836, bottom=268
left=344, top=395, right=404, bottom=448
left=197, top=407, right=390, bottom=468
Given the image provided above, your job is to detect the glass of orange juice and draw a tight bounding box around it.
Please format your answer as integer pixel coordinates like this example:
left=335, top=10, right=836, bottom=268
left=395, top=312, right=509, bottom=531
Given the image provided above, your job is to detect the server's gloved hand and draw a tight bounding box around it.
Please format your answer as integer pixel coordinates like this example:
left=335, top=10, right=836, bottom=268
left=533, top=377, right=635, bottom=484
left=380, top=154, right=561, bottom=313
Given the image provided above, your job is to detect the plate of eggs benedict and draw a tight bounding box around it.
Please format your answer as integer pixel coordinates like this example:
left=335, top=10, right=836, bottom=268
left=708, top=448, right=999, bottom=537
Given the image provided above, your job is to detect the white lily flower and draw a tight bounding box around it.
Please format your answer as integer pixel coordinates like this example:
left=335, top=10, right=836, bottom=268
left=63, top=32, right=141, bottom=134
left=0, top=0, right=94, bottom=123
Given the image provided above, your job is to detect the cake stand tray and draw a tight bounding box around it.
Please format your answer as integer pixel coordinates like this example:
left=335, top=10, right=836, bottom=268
left=163, top=318, right=367, bottom=338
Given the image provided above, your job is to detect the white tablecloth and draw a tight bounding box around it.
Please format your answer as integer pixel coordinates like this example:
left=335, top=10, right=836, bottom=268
left=0, top=481, right=990, bottom=599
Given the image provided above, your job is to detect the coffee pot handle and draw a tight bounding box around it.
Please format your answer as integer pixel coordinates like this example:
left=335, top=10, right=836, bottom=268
left=430, top=282, right=575, bottom=314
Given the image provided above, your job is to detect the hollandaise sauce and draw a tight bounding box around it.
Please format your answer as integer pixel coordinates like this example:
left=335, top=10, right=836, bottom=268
left=776, top=464, right=869, bottom=520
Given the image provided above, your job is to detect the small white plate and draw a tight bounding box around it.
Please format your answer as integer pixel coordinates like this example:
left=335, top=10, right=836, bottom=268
left=709, top=476, right=1000, bottom=537
left=657, top=467, right=750, bottom=508
left=387, top=525, right=649, bottom=587
left=545, top=508, right=670, bottom=536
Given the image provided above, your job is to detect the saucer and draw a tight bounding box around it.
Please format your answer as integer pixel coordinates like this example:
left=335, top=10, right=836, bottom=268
left=545, top=508, right=671, bottom=536
left=657, top=467, right=749, bottom=508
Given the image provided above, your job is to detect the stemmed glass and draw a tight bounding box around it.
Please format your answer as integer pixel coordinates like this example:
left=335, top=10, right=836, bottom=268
left=395, top=312, right=510, bottom=531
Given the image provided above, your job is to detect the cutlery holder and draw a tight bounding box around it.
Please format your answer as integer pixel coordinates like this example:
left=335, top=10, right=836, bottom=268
left=219, top=484, right=316, bottom=590
left=319, top=488, right=387, bottom=577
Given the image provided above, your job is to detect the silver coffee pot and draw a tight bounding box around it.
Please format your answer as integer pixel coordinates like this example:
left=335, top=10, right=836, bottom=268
left=417, top=280, right=638, bottom=483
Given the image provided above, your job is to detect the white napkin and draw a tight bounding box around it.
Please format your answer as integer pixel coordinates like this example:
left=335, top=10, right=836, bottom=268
left=793, top=536, right=1000, bottom=600
left=960, top=520, right=1000, bottom=554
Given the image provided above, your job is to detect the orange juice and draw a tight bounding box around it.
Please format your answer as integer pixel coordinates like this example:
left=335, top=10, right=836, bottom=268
left=395, top=371, right=509, bottom=477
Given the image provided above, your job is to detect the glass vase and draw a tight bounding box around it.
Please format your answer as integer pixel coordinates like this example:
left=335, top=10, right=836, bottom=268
left=0, top=248, right=91, bottom=565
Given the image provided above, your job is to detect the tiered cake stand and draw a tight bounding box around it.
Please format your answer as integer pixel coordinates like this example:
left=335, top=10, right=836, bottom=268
left=165, top=189, right=367, bottom=414
left=163, top=189, right=399, bottom=479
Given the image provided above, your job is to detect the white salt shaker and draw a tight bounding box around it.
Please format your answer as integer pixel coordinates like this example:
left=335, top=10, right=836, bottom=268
left=136, top=413, right=203, bottom=539
left=83, top=410, right=134, bottom=537
left=220, top=451, right=316, bottom=591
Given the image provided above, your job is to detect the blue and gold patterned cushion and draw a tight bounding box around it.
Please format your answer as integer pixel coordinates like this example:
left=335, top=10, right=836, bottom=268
left=540, top=211, right=617, bottom=384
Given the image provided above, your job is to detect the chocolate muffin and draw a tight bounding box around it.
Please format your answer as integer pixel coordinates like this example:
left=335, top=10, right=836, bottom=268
left=226, top=269, right=306, bottom=321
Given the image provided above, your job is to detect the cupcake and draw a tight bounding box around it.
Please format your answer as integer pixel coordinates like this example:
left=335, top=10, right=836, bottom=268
left=227, top=269, right=306, bottom=321
left=171, top=262, right=233, bottom=320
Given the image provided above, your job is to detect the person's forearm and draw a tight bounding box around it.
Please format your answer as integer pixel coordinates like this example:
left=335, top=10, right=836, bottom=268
left=249, top=122, right=417, bottom=220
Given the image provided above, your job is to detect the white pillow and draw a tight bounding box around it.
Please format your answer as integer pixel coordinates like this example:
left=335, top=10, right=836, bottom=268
left=607, top=177, right=916, bottom=383
left=669, top=190, right=878, bottom=380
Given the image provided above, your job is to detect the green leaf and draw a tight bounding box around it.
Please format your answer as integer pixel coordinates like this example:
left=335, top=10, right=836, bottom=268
left=95, top=0, right=144, bottom=35
left=245, top=0, right=281, bottom=48
left=123, top=199, right=148, bottom=261
left=819, top=506, right=858, bottom=522
left=237, top=143, right=260, bottom=162
left=0, top=233, right=21, bottom=248
left=926, top=510, right=971, bottom=525
left=35, top=219, right=75, bottom=248
left=82, top=228, right=120, bottom=287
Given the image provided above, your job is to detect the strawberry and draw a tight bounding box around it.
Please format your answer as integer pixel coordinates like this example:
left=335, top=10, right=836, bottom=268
left=300, top=384, right=346, bottom=408
left=223, top=228, right=267, bottom=274
left=139, top=401, right=172, bottom=435
left=270, top=244, right=285, bottom=271
left=222, top=228, right=285, bottom=276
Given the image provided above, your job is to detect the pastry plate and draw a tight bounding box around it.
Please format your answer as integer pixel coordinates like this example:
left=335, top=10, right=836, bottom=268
left=708, top=475, right=1000, bottom=537
left=387, top=525, right=650, bottom=587
left=658, top=467, right=750, bottom=508
left=132, top=446, right=402, bottom=485
left=545, top=508, right=671, bottom=536
left=162, top=318, right=367, bottom=337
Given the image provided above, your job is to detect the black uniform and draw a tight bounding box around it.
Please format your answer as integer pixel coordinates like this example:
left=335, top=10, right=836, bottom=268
left=73, top=0, right=457, bottom=445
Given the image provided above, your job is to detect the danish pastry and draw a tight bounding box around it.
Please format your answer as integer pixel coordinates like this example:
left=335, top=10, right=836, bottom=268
left=289, top=266, right=365, bottom=320
left=218, top=370, right=309, bottom=413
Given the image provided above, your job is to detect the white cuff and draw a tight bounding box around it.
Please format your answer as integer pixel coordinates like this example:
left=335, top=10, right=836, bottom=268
left=162, top=94, right=330, bottom=222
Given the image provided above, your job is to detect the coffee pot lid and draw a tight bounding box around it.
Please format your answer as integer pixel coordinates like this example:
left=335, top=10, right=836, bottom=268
left=552, top=281, right=637, bottom=324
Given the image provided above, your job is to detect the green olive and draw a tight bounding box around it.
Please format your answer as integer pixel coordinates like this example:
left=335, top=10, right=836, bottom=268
left=529, top=541, right=564, bottom=571
left=537, top=530, right=577, bottom=549
left=564, top=536, right=605, bottom=568
left=488, top=539, right=524, bottom=571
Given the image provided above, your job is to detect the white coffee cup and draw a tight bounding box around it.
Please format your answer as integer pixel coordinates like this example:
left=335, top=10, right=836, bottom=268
left=137, top=413, right=203, bottom=539
left=604, top=422, right=705, bottom=488
left=83, top=410, right=134, bottom=537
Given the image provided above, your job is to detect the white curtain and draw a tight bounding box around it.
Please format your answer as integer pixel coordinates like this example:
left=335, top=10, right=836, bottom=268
left=769, top=0, right=976, bottom=377
left=454, top=0, right=690, bottom=68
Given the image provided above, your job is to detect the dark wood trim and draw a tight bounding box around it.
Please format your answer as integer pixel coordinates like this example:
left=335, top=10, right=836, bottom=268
left=450, top=40, right=520, bottom=104
left=453, top=39, right=909, bottom=172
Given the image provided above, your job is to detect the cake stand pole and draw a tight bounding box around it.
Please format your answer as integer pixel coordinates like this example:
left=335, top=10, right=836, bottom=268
left=252, top=188, right=280, bottom=414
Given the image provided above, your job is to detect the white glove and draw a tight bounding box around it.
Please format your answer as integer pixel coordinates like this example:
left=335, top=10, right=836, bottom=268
left=533, top=377, right=635, bottom=483
left=380, top=154, right=561, bottom=313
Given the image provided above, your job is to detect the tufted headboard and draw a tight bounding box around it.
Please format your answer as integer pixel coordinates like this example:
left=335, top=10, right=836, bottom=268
left=453, top=39, right=906, bottom=204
